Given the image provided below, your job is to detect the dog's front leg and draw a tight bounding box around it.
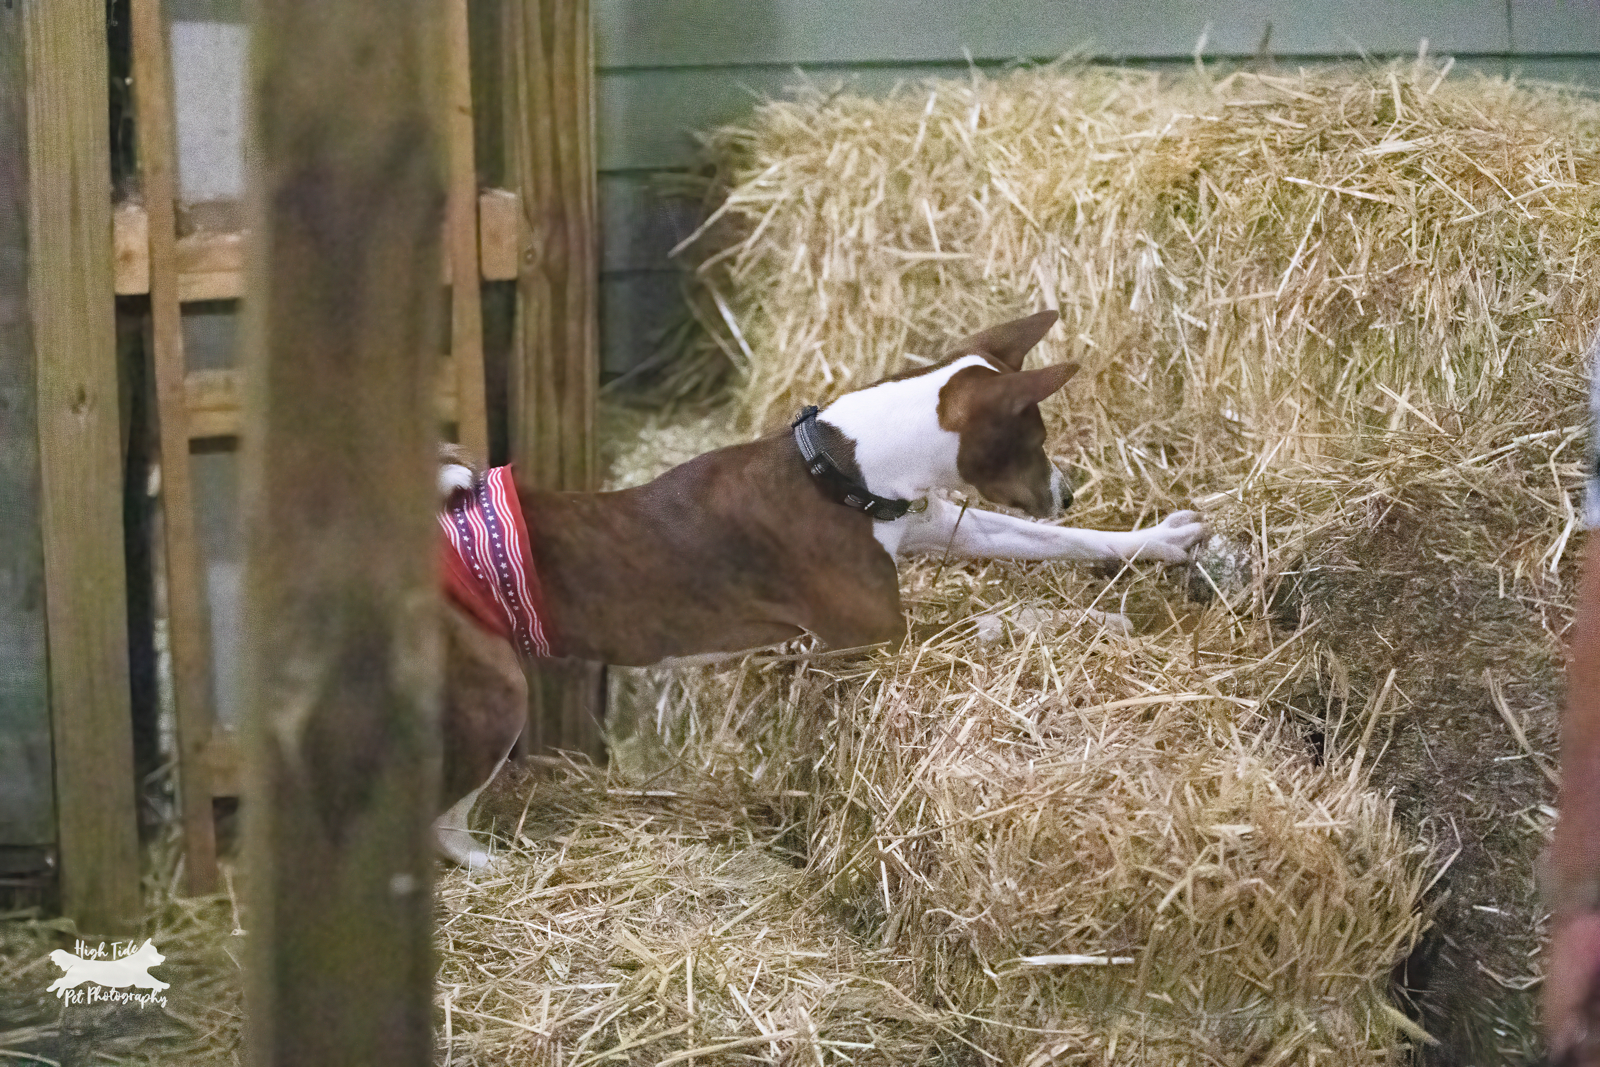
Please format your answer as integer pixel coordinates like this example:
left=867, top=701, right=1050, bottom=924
left=895, top=497, right=1205, bottom=564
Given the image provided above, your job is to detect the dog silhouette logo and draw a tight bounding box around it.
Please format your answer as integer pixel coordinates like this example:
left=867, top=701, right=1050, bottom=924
left=48, top=939, right=169, bottom=1000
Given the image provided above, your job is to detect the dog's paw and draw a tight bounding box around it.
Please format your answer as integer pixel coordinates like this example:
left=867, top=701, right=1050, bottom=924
left=465, top=849, right=504, bottom=873
left=1127, top=510, right=1207, bottom=564
left=1081, top=607, right=1134, bottom=635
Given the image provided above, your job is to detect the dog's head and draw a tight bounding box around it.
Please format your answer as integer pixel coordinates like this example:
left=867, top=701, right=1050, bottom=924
left=935, top=310, right=1078, bottom=518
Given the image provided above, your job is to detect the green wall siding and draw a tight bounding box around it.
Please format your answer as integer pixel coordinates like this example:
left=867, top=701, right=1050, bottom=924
left=594, top=0, right=1513, bottom=71
left=594, top=0, right=1600, bottom=376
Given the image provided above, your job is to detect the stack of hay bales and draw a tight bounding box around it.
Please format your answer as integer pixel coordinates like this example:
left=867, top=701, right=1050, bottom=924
left=600, top=59, right=1600, bottom=1064
left=608, top=557, right=1430, bottom=1064
left=672, top=61, right=1598, bottom=443
left=11, top=61, right=1594, bottom=1067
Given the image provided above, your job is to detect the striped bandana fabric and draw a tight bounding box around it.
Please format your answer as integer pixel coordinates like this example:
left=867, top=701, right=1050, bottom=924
left=1588, top=329, right=1600, bottom=530
left=439, top=465, right=554, bottom=658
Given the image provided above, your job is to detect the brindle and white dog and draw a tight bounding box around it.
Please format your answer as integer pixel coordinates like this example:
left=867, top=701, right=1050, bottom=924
left=435, top=310, right=1206, bottom=867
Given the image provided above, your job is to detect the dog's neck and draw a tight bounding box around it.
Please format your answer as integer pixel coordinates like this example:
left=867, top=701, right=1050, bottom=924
left=817, top=355, right=989, bottom=501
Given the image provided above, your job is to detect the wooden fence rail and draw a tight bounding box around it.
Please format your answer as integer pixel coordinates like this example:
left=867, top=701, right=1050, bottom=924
left=8, top=0, right=601, bottom=909
left=125, top=0, right=514, bottom=893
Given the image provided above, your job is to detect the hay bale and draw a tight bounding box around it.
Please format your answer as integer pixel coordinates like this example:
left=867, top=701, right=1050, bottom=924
left=674, top=61, right=1600, bottom=440
left=439, top=763, right=966, bottom=1065
left=617, top=58, right=1600, bottom=1063
left=614, top=555, right=1430, bottom=1064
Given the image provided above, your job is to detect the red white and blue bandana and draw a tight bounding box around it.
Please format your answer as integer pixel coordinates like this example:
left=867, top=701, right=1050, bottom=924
left=439, top=465, right=554, bottom=658
left=1588, top=331, right=1600, bottom=530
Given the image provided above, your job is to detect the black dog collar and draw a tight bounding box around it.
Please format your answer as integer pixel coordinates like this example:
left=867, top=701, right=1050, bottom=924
left=792, top=406, right=922, bottom=522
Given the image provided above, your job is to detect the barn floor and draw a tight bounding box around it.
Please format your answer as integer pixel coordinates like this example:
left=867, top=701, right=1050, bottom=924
left=0, top=766, right=983, bottom=1066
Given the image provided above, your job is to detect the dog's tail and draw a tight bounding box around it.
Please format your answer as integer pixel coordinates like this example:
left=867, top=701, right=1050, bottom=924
left=438, top=443, right=480, bottom=502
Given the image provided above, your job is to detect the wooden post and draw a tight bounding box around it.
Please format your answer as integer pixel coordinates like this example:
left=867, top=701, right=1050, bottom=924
left=445, top=0, right=490, bottom=461
left=0, top=0, right=55, bottom=873
left=23, top=0, right=143, bottom=934
left=504, top=0, right=605, bottom=761
left=131, top=0, right=220, bottom=896
left=242, top=0, right=443, bottom=1062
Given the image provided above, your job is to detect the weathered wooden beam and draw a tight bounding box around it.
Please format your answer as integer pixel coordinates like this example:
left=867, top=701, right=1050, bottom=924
left=113, top=202, right=149, bottom=296
left=111, top=192, right=522, bottom=298
left=505, top=0, right=605, bottom=762
left=181, top=362, right=464, bottom=440
left=132, top=0, right=219, bottom=897
left=173, top=231, right=247, bottom=303
left=445, top=0, right=488, bottom=460
left=203, top=734, right=241, bottom=799
left=478, top=188, right=523, bottom=282
left=505, top=0, right=598, bottom=494
left=23, top=0, right=143, bottom=934
left=243, top=0, right=443, bottom=1061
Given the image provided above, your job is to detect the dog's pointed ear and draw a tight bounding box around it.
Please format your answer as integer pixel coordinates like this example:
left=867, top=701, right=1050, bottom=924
left=949, top=310, right=1060, bottom=371
left=1003, top=361, right=1079, bottom=412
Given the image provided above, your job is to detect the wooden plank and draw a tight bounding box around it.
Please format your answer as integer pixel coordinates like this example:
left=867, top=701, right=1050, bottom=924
left=204, top=734, right=241, bottom=799
left=445, top=0, right=489, bottom=460
left=176, top=229, right=247, bottom=274
left=595, top=0, right=1508, bottom=70
left=505, top=0, right=605, bottom=761
left=479, top=188, right=523, bottom=281
left=24, top=0, right=142, bottom=935
left=133, top=0, right=220, bottom=897
left=113, top=194, right=520, bottom=295
left=244, top=0, right=444, bottom=1060
left=114, top=202, right=149, bottom=295
left=174, top=230, right=245, bottom=301
left=181, top=363, right=462, bottom=440
left=1510, top=0, right=1600, bottom=54
left=506, top=0, right=599, bottom=493
left=599, top=271, right=687, bottom=377
left=596, top=62, right=996, bottom=171
left=179, top=270, right=243, bottom=303
left=184, top=368, right=243, bottom=439
left=598, top=173, right=703, bottom=273
left=0, top=0, right=55, bottom=851
left=1506, top=56, right=1600, bottom=89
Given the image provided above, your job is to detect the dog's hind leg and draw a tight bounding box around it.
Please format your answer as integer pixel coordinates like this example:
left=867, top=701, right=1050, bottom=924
left=434, top=750, right=511, bottom=870
left=437, top=603, right=528, bottom=870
